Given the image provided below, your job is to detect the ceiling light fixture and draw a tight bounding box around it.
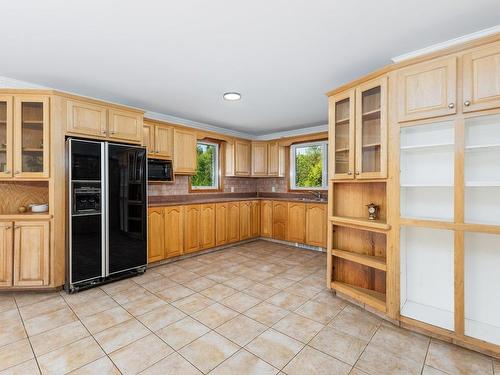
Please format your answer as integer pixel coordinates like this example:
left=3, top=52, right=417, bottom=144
left=223, top=92, right=241, bottom=101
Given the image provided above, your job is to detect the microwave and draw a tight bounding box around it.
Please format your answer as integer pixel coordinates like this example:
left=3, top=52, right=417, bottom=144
left=148, top=158, right=174, bottom=182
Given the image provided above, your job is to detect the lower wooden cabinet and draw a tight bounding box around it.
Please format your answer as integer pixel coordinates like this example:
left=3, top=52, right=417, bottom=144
left=260, top=200, right=273, bottom=238
left=215, top=203, right=228, bottom=246
left=148, top=208, right=165, bottom=263
left=165, top=206, right=184, bottom=258
left=272, top=201, right=288, bottom=241
left=250, top=201, right=260, bottom=237
left=184, top=205, right=201, bottom=253
left=200, top=204, right=215, bottom=249
left=288, top=202, right=306, bottom=243
left=0, top=222, right=13, bottom=286
left=227, top=202, right=240, bottom=243
left=13, top=221, right=50, bottom=287
left=239, top=201, right=252, bottom=240
left=305, top=203, right=327, bottom=248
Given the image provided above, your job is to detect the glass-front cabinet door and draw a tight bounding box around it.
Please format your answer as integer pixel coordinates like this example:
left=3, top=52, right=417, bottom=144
left=14, top=96, right=49, bottom=178
left=0, top=96, right=13, bottom=178
left=355, top=77, right=387, bottom=179
left=329, top=90, right=355, bottom=179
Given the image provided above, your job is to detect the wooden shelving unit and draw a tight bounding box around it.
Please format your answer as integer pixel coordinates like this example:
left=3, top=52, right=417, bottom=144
left=331, top=281, right=386, bottom=312
left=330, top=215, right=390, bottom=232
left=331, top=248, right=386, bottom=271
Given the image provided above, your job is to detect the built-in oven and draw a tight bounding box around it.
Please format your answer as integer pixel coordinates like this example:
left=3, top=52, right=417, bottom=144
left=148, top=158, right=174, bottom=182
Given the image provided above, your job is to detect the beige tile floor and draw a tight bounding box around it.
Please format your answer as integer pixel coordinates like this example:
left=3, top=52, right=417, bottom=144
left=0, top=240, right=499, bottom=375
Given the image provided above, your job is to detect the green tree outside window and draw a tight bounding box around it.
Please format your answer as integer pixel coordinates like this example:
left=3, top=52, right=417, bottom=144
left=191, top=142, right=218, bottom=188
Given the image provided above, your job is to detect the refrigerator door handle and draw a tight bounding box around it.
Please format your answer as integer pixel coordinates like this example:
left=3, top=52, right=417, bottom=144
left=102, top=142, right=108, bottom=277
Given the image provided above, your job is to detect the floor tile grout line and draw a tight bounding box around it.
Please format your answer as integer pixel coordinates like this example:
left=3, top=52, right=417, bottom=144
left=419, top=337, right=433, bottom=375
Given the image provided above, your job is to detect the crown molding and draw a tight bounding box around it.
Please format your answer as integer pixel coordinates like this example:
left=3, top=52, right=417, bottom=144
left=391, top=25, right=500, bottom=63
left=0, top=76, right=50, bottom=89
left=253, top=124, right=328, bottom=141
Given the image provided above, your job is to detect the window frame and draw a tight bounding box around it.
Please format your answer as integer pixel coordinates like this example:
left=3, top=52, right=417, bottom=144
left=189, top=140, right=221, bottom=192
left=289, top=140, right=328, bottom=191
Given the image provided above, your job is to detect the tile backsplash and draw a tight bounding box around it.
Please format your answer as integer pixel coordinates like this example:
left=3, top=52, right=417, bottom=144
left=148, top=176, right=287, bottom=196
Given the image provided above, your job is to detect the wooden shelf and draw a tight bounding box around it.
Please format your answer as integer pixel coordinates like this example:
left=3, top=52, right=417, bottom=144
left=331, top=281, right=386, bottom=312
left=0, top=213, right=52, bottom=220
left=335, top=117, right=350, bottom=124
left=22, top=120, right=43, bottom=124
left=331, top=248, right=386, bottom=271
left=362, top=109, right=381, bottom=121
left=22, top=148, right=43, bottom=152
left=362, top=143, right=381, bottom=149
left=330, top=215, right=391, bottom=232
left=335, top=148, right=349, bottom=152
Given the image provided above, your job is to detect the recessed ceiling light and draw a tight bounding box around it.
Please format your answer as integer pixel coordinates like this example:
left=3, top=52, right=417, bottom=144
left=223, top=92, right=241, bottom=101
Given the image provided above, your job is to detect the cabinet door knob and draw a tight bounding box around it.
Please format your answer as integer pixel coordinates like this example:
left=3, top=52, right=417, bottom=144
left=15, top=171, right=20, bottom=175
left=101, top=130, right=107, bottom=134
left=347, top=171, right=352, bottom=175
left=355, top=171, right=360, bottom=175
left=110, top=130, right=116, bottom=134
left=464, top=100, right=471, bottom=107
left=448, top=103, right=455, bottom=109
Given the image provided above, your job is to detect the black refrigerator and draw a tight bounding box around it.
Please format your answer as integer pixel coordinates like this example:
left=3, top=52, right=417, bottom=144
left=66, top=138, right=147, bottom=292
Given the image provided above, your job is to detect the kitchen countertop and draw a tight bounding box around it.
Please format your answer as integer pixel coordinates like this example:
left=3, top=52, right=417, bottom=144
left=148, top=192, right=327, bottom=207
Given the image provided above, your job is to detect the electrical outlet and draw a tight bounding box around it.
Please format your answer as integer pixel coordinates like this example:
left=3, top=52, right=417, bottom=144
left=272, top=186, right=276, bottom=192
left=230, top=186, right=235, bottom=192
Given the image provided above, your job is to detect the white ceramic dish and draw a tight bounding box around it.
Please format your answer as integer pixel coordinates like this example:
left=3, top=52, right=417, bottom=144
left=30, top=203, right=49, bottom=213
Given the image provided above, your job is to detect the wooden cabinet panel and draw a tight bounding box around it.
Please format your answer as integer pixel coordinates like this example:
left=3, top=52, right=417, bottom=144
left=108, top=109, right=142, bottom=143
left=174, top=129, right=197, bottom=174
left=288, top=202, right=306, bottom=243
left=13, top=221, right=49, bottom=286
left=0, top=96, right=13, bottom=178
left=155, top=125, right=174, bottom=159
left=239, top=201, right=252, bottom=240
left=143, top=123, right=155, bottom=157
left=260, top=200, right=273, bottom=238
left=227, top=202, right=240, bottom=243
left=250, top=201, right=260, bottom=238
left=329, top=90, right=356, bottom=180
left=147, top=208, right=165, bottom=263
left=397, top=56, right=457, bottom=122
left=14, top=96, right=50, bottom=178
left=66, top=100, right=107, bottom=137
left=184, top=205, right=201, bottom=253
left=272, top=201, right=288, bottom=241
left=306, top=204, right=327, bottom=248
left=215, top=203, right=228, bottom=246
left=463, top=42, right=500, bottom=112
left=0, top=222, right=13, bottom=286
left=251, top=142, right=268, bottom=176
left=165, top=206, right=184, bottom=258
left=267, top=141, right=283, bottom=176
left=235, top=140, right=251, bottom=176
left=200, top=204, right=215, bottom=249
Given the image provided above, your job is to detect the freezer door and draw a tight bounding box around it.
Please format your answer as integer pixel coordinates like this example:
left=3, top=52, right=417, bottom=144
left=106, top=143, right=147, bottom=275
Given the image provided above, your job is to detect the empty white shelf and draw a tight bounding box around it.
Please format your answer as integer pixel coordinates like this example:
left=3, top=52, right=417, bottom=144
left=401, top=301, right=454, bottom=331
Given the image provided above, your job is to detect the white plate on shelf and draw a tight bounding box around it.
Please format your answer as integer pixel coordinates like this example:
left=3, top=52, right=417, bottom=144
left=30, top=204, right=48, bottom=213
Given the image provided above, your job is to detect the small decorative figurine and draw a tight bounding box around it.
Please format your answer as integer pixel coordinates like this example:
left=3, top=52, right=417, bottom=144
left=366, top=203, right=379, bottom=220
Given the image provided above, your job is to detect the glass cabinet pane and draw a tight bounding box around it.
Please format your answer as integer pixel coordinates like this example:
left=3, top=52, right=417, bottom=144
left=360, top=86, right=381, bottom=173
left=334, top=98, right=350, bottom=174
left=21, top=102, right=44, bottom=173
left=0, top=101, right=7, bottom=173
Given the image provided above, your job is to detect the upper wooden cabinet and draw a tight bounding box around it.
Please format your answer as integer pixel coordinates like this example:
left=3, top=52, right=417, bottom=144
left=267, top=141, right=284, bottom=177
left=0, top=222, right=13, bottom=286
left=305, top=203, right=327, bottom=248
left=397, top=56, right=457, bottom=122
left=13, top=221, right=50, bottom=286
left=260, top=200, right=273, bottom=238
left=251, top=142, right=268, bottom=176
left=165, top=206, right=184, bottom=258
left=14, top=96, right=50, bottom=179
left=147, top=207, right=165, bottom=263
left=108, top=108, right=143, bottom=143
left=174, top=128, right=197, bottom=175
left=0, top=96, right=13, bottom=178
left=462, top=42, right=500, bottom=113
left=272, top=201, right=288, bottom=241
left=200, top=204, right=215, bottom=249
left=226, top=140, right=251, bottom=176
left=66, top=100, right=107, bottom=138
left=288, top=202, right=305, bottom=243
left=144, top=121, right=174, bottom=159
left=143, top=122, right=154, bottom=156
left=330, top=77, right=387, bottom=180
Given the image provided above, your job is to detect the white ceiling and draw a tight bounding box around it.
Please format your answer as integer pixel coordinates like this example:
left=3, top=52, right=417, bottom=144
left=1, top=1, right=500, bottom=136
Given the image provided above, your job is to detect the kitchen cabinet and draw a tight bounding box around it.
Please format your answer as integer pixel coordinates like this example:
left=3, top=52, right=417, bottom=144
left=14, top=96, right=50, bottom=179
left=184, top=205, right=201, bottom=253
left=305, top=203, right=327, bottom=248
left=239, top=201, right=252, bottom=240
left=330, top=89, right=355, bottom=180
left=0, top=222, right=13, bottom=286
left=397, top=56, right=457, bottom=122
left=13, top=221, right=50, bottom=286
left=200, top=204, right=215, bottom=249
left=462, top=42, right=500, bottom=113
left=226, top=140, right=251, bottom=176
left=260, top=200, right=273, bottom=238
left=66, top=99, right=107, bottom=138
left=143, top=122, right=154, bottom=156
left=288, top=202, right=305, bottom=243
left=267, top=141, right=285, bottom=177
left=251, top=142, right=268, bottom=176
left=0, top=96, right=12, bottom=177
left=165, top=206, right=184, bottom=258
left=215, top=203, right=228, bottom=246
left=174, top=128, right=197, bottom=174
left=250, top=200, right=260, bottom=237
left=227, top=202, right=240, bottom=243
left=147, top=208, right=165, bottom=263
left=108, top=108, right=143, bottom=143
left=155, top=125, right=174, bottom=159
left=272, top=201, right=288, bottom=241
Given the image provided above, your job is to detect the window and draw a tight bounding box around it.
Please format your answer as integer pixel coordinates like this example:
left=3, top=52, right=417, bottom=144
left=290, top=141, right=328, bottom=190
left=191, top=141, right=220, bottom=190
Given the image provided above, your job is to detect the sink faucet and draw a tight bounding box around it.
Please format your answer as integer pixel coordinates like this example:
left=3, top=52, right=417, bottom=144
left=308, top=191, right=323, bottom=200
